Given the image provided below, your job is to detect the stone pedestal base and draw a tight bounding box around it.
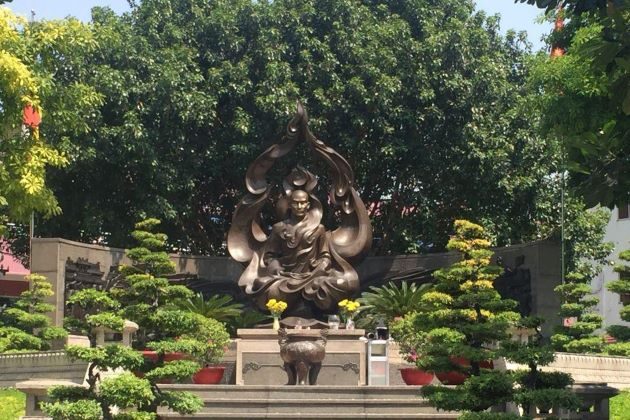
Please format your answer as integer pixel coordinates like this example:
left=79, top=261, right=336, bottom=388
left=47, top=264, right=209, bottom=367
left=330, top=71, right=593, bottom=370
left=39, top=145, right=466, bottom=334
left=235, top=329, right=366, bottom=385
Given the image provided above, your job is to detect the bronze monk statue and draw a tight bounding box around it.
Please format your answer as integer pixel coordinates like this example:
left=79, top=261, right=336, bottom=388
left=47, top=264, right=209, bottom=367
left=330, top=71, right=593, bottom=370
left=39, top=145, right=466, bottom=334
left=227, top=103, right=372, bottom=318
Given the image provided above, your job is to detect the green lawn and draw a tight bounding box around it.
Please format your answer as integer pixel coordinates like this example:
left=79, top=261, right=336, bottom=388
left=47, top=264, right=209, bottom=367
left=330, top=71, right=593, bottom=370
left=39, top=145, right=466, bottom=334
left=611, top=389, right=630, bottom=420
left=0, top=388, right=25, bottom=420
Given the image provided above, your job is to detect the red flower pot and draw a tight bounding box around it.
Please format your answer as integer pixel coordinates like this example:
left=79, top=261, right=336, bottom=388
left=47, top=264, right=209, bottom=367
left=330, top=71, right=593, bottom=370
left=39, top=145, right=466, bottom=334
left=193, top=366, right=225, bottom=384
left=436, top=370, right=468, bottom=385
left=435, top=357, right=493, bottom=385
left=450, top=357, right=493, bottom=370
left=141, top=350, right=186, bottom=362
left=400, top=368, right=434, bottom=385
left=136, top=351, right=187, bottom=383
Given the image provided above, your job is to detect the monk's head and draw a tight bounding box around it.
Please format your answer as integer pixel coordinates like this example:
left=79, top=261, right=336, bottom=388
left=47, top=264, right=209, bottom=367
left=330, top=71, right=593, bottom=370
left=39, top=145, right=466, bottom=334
left=289, top=189, right=310, bottom=219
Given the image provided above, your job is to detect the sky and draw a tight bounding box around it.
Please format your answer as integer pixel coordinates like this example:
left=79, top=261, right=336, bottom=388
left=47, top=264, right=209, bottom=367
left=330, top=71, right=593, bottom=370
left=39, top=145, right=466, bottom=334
left=5, top=0, right=550, bottom=50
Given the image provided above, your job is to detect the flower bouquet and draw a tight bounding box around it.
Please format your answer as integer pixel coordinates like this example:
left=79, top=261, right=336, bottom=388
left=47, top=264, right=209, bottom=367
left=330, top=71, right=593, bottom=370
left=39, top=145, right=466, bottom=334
left=338, top=299, right=360, bottom=329
left=266, top=299, right=287, bottom=330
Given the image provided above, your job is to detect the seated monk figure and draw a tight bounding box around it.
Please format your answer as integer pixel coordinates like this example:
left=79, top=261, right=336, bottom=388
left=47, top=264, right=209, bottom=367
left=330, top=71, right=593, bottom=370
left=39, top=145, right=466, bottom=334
left=238, top=188, right=358, bottom=318
left=228, top=105, right=372, bottom=320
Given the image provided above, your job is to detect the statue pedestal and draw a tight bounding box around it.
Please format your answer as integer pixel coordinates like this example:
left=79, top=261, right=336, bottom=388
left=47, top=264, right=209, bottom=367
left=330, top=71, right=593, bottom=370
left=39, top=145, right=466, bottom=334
left=235, top=328, right=366, bottom=385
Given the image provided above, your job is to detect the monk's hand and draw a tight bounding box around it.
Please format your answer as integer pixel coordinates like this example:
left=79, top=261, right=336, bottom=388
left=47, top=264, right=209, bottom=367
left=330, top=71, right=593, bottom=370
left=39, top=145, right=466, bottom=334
left=268, top=259, right=282, bottom=275
left=314, top=257, right=331, bottom=272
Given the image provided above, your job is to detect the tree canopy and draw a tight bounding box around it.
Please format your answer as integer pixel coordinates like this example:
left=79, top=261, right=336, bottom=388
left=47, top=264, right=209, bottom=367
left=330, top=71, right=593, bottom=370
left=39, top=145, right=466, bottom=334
left=520, top=0, right=629, bottom=207
left=0, top=7, right=101, bottom=249
left=32, top=0, right=562, bottom=256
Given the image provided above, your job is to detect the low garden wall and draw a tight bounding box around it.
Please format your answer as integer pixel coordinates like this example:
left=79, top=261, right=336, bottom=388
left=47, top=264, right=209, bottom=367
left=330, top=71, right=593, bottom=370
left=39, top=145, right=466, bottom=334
left=389, top=343, right=630, bottom=389
left=0, top=350, right=88, bottom=388
left=540, top=352, right=630, bottom=390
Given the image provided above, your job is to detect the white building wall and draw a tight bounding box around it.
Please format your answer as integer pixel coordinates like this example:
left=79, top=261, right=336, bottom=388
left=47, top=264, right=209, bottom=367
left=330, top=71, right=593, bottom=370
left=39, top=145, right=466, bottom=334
left=594, top=206, right=630, bottom=329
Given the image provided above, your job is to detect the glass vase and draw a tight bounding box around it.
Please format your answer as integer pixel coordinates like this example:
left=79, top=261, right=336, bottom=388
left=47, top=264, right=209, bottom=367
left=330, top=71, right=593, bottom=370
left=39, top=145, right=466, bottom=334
left=345, top=315, right=355, bottom=330
left=272, top=316, right=280, bottom=331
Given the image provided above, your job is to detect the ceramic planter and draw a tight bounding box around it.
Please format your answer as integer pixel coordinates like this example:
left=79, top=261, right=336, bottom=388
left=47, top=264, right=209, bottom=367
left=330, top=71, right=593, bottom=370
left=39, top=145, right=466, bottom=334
left=193, top=366, right=225, bottom=384
left=400, top=368, right=434, bottom=385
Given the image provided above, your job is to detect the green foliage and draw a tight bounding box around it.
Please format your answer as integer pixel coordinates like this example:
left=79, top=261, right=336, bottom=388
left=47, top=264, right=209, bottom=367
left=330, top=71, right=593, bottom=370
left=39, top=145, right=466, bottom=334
left=0, top=7, right=100, bottom=232
left=48, top=386, right=92, bottom=401
left=0, top=274, right=67, bottom=352
left=606, top=242, right=630, bottom=351
left=48, top=220, right=221, bottom=418
left=66, top=344, right=144, bottom=372
left=144, top=360, right=200, bottom=382
left=513, top=370, right=573, bottom=390
left=608, top=278, right=630, bottom=295
left=100, top=373, right=154, bottom=409
left=172, top=293, right=243, bottom=322
left=422, top=371, right=514, bottom=412
left=67, top=289, right=120, bottom=310
left=605, top=342, right=630, bottom=357
left=358, top=281, right=432, bottom=328
left=394, top=220, right=521, bottom=413
left=113, top=413, right=156, bottom=420
left=552, top=204, right=612, bottom=352
left=86, top=313, right=125, bottom=331
left=64, top=288, right=124, bottom=343
left=458, top=413, right=524, bottom=420
left=526, top=2, right=629, bottom=207
left=225, top=309, right=271, bottom=335
left=500, top=339, right=555, bottom=368
left=611, top=389, right=630, bottom=420
left=41, top=399, right=102, bottom=420
left=564, top=336, right=605, bottom=354
left=0, top=388, right=25, bottom=420
left=607, top=325, right=630, bottom=342
left=502, top=315, right=579, bottom=416
left=514, top=389, right=581, bottom=412
left=157, top=391, right=204, bottom=415
left=32, top=0, right=562, bottom=259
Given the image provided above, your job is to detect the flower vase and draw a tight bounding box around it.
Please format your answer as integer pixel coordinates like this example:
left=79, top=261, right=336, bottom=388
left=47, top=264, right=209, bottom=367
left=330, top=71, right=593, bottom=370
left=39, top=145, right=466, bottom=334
left=273, top=316, right=280, bottom=331
left=345, top=316, right=355, bottom=330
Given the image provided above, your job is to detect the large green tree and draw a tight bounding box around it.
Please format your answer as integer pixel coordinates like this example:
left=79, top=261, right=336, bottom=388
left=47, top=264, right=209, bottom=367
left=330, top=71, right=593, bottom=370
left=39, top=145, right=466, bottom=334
left=519, top=0, right=629, bottom=207
left=37, top=0, right=560, bottom=255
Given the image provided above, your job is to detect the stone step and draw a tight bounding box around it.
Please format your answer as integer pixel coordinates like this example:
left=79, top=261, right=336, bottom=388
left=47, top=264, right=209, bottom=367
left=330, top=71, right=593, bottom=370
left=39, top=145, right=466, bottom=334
left=190, top=398, right=438, bottom=414
left=160, top=384, right=427, bottom=400
left=156, top=385, right=458, bottom=419
left=159, top=413, right=458, bottom=419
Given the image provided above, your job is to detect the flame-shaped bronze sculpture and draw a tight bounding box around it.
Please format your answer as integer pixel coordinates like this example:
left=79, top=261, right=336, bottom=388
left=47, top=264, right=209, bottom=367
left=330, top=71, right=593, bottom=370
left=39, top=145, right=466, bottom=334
left=227, top=103, right=372, bottom=317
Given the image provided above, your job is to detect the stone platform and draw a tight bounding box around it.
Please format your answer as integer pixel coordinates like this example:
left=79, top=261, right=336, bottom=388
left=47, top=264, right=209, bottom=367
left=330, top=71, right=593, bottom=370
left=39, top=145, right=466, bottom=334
left=235, top=329, right=366, bottom=385
left=157, top=384, right=458, bottom=419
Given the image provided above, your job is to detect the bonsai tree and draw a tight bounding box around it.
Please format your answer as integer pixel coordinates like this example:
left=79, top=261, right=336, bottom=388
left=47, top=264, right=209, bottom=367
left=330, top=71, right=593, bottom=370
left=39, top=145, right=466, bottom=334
left=401, top=220, right=521, bottom=415
left=64, top=288, right=123, bottom=346
left=606, top=245, right=630, bottom=356
left=551, top=206, right=612, bottom=353
left=0, top=273, right=66, bottom=352
left=501, top=316, right=580, bottom=416
left=190, top=315, right=230, bottom=367
left=44, top=219, right=228, bottom=419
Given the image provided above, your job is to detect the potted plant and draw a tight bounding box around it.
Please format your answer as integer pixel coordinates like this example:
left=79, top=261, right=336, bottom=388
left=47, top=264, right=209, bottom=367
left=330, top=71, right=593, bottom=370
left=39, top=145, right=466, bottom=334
left=391, top=316, right=434, bottom=385
left=358, top=280, right=432, bottom=330
left=190, top=315, right=230, bottom=384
